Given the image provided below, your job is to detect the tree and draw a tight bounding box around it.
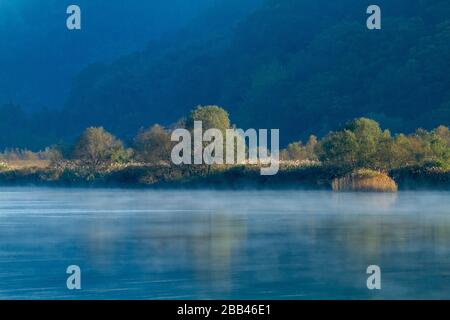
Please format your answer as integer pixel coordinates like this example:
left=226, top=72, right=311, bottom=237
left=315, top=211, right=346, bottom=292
left=434, top=126, right=450, bottom=146
left=72, top=127, right=125, bottom=170
left=426, top=126, right=450, bottom=169
left=186, top=105, right=232, bottom=174
left=318, top=118, right=387, bottom=169
left=305, top=135, right=318, bottom=160
left=134, top=124, right=172, bottom=164
left=42, top=146, right=64, bottom=166
left=344, top=118, right=386, bottom=168
left=281, top=142, right=307, bottom=161
left=280, top=135, right=318, bottom=161
left=374, top=130, right=397, bottom=170
left=187, top=105, right=231, bottom=133
left=317, top=130, right=358, bottom=168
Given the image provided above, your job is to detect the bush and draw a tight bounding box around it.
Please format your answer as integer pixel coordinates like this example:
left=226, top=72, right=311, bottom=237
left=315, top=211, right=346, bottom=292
left=332, top=169, right=398, bottom=193
left=0, top=162, right=10, bottom=171
left=134, top=125, right=172, bottom=164
left=72, top=127, right=126, bottom=171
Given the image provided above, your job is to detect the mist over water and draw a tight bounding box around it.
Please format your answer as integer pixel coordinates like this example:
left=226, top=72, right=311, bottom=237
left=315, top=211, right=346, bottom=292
left=0, top=188, right=449, bottom=299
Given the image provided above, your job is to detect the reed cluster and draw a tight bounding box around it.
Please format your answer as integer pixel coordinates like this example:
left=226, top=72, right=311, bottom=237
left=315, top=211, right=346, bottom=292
left=332, top=169, right=398, bottom=193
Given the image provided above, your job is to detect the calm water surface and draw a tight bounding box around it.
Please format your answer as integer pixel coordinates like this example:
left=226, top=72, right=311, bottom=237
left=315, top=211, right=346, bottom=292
left=0, top=187, right=449, bottom=299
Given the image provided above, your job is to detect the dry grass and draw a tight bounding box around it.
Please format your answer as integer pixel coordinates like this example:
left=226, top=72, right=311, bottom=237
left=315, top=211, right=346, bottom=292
left=332, top=169, right=398, bottom=193
left=5, top=160, right=50, bottom=170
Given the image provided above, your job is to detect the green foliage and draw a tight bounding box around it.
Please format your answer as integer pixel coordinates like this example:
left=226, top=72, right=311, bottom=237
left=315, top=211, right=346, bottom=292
left=187, top=105, right=231, bottom=132
left=0, top=162, right=9, bottom=171
left=3, top=96, right=450, bottom=179
left=2, top=1, right=450, bottom=151
left=2, top=113, right=450, bottom=188
left=318, top=117, right=450, bottom=171
left=134, top=124, right=172, bottom=164
left=186, top=105, right=232, bottom=172
left=111, top=148, right=133, bottom=164
left=31, top=0, right=447, bottom=149
left=281, top=142, right=305, bottom=161
left=72, top=127, right=126, bottom=170
left=344, top=118, right=391, bottom=169
left=281, top=135, right=318, bottom=161
left=317, top=129, right=358, bottom=169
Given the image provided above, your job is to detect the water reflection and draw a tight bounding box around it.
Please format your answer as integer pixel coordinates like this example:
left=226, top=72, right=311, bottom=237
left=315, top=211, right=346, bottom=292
left=0, top=188, right=449, bottom=299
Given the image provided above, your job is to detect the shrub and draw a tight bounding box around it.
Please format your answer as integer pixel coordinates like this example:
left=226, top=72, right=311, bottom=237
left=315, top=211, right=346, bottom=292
left=0, top=162, right=10, bottom=171
left=72, top=127, right=126, bottom=171
left=332, top=169, right=398, bottom=192
left=134, top=125, right=172, bottom=164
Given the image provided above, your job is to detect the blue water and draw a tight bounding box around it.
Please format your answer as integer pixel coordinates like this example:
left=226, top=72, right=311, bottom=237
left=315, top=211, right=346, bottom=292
left=0, top=187, right=449, bottom=299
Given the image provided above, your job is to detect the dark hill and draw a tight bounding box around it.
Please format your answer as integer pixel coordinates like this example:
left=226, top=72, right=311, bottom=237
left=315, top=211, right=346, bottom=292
left=2, top=0, right=450, bottom=149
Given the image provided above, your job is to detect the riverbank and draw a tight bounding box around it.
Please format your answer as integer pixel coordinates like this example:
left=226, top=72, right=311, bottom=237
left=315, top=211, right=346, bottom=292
left=1, top=162, right=450, bottom=190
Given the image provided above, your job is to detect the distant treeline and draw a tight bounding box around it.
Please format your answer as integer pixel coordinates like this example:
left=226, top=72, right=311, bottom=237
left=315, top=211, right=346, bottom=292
left=1, top=0, right=450, bottom=150
left=2, top=106, right=450, bottom=178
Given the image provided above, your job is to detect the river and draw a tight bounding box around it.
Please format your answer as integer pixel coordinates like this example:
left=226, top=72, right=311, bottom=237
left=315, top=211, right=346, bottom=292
left=0, top=188, right=449, bottom=299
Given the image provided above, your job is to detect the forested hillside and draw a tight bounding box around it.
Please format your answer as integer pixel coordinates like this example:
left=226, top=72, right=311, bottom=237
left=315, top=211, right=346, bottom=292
left=1, top=0, right=450, bottom=149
